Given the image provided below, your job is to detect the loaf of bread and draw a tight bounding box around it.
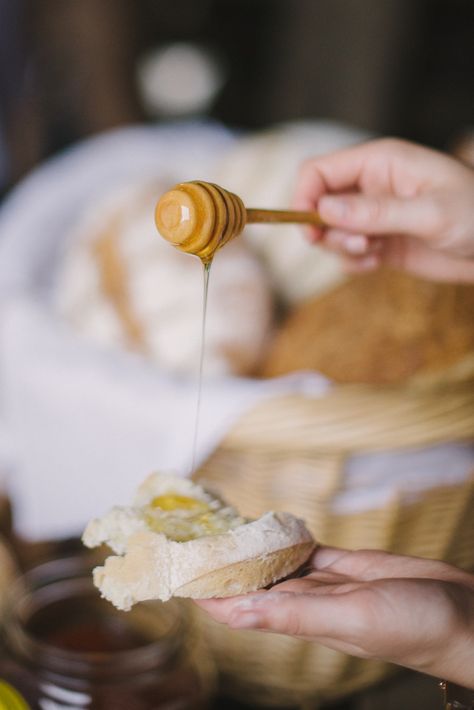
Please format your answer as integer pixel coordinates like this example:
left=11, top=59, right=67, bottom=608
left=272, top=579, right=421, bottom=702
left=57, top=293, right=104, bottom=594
left=83, top=473, right=314, bottom=610
left=261, top=269, right=474, bottom=384
left=55, top=182, right=273, bottom=377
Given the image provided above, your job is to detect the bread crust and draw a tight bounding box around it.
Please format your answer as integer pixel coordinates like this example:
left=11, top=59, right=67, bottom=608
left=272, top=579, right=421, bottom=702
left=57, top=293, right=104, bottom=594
left=83, top=473, right=314, bottom=610
left=89, top=511, right=314, bottom=610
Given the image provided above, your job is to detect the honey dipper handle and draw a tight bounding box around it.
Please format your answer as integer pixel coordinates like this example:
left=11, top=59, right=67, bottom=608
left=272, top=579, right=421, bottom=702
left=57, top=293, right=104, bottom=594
left=246, top=208, right=325, bottom=228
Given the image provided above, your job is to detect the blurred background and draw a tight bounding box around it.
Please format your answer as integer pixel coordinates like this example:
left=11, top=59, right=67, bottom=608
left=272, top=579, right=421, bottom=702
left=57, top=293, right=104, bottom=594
left=1, top=0, right=473, bottom=193
left=0, top=2, right=474, bottom=708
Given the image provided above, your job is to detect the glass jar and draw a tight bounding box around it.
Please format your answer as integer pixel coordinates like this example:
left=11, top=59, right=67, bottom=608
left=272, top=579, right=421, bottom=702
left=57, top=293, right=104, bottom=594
left=0, top=556, right=214, bottom=709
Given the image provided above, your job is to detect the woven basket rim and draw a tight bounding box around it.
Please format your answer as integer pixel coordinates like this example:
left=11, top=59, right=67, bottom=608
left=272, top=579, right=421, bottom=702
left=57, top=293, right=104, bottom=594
left=223, top=354, right=474, bottom=453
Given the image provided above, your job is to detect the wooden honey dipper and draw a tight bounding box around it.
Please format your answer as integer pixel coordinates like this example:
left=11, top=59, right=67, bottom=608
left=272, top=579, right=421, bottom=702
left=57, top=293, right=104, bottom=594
left=155, top=180, right=325, bottom=262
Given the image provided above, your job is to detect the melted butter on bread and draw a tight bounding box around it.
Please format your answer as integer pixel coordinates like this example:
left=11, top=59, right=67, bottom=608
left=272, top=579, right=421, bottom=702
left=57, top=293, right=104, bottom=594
left=83, top=472, right=315, bottom=608
left=150, top=494, right=208, bottom=511
left=83, top=473, right=249, bottom=552
left=144, top=490, right=246, bottom=542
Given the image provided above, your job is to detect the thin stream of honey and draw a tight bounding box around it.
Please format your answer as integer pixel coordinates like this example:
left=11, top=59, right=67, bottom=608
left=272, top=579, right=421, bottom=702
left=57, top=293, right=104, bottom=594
left=190, top=260, right=212, bottom=473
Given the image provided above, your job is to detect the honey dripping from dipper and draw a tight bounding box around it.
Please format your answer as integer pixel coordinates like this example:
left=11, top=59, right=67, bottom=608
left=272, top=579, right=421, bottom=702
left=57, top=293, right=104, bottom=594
left=155, top=180, right=325, bottom=471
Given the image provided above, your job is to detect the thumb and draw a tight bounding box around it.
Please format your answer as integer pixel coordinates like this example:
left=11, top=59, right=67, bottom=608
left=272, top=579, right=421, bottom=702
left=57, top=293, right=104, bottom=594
left=319, top=193, right=442, bottom=240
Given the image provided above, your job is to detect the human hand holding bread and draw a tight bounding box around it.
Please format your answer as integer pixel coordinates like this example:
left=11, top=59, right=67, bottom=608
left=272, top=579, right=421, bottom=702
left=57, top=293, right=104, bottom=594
left=196, top=547, right=474, bottom=690
left=82, top=472, right=474, bottom=688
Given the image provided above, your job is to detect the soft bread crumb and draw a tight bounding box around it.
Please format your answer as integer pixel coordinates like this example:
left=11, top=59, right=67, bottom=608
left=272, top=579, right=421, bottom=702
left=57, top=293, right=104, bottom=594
left=83, top=473, right=314, bottom=609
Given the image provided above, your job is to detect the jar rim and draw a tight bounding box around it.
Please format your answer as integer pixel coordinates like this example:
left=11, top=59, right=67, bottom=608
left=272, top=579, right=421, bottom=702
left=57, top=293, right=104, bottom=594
left=3, top=555, right=186, bottom=677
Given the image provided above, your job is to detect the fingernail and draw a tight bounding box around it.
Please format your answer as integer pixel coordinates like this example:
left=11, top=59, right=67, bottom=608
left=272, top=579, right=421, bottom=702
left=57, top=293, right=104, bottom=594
left=319, top=196, right=347, bottom=219
left=234, top=597, right=263, bottom=611
left=234, top=592, right=284, bottom=610
left=304, top=226, right=323, bottom=244
left=229, top=611, right=262, bottom=629
left=358, top=254, right=379, bottom=269
left=344, top=235, right=368, bottom=254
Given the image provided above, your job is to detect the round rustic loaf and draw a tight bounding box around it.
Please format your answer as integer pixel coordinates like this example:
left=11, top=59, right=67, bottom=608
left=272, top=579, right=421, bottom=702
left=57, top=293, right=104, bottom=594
left=261, top=269, right=474, bottom=384
left=56, top=182, right=274, bottom=377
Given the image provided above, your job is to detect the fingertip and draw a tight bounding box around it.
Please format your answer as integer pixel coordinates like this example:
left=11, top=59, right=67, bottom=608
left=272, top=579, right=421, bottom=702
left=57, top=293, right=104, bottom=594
left=304, top=226, right=324, bottom=243
left=192, top=595, right=250, bottom=624
left=292, top=194, right=317, bottom=211
left=342, top=253, right=381, bottom=273
left=344, top=235, right=369, bottom=255
left=319, top=195, right=348, bottom=223
left=228, top=611, right=263, bottom=630
left=324, top=230, right=370, bottom=255
left=311, top=546, right=348, bottom=570
left=192, top=598, right=226, bottom=621
left=294, top=160, right=327, bottom=207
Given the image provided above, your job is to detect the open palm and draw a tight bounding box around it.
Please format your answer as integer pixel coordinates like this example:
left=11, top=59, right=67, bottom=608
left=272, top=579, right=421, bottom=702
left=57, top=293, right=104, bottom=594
left=196, top=547, right=474, bottom=689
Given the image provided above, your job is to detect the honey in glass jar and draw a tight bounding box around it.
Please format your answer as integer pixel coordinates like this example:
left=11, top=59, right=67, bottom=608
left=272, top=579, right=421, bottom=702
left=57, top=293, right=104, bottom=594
left=0, top=556, right=213, bottom=709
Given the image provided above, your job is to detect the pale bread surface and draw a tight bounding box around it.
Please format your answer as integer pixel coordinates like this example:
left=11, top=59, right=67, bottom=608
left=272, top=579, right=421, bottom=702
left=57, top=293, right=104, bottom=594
left=92, top=514, right=314, bottom=610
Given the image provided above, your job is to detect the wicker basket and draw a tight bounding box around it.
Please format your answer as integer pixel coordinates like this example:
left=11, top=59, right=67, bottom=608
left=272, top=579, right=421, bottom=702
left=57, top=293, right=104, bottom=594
left=194, top=357, right=474, bottom=707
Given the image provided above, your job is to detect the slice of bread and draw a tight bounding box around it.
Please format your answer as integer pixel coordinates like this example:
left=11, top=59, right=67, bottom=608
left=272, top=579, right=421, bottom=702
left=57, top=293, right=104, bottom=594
left=83, top=473, right=314, bottom=610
